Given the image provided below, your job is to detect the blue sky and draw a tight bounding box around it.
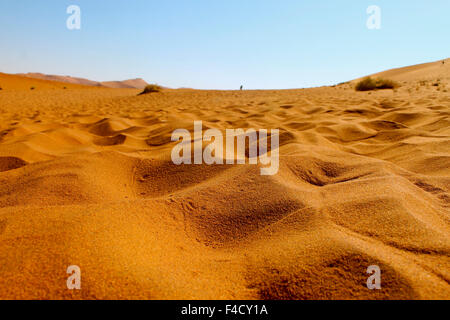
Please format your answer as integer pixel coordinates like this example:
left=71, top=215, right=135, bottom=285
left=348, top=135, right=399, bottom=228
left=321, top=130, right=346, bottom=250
left=0, top=0, right=449, bottom=89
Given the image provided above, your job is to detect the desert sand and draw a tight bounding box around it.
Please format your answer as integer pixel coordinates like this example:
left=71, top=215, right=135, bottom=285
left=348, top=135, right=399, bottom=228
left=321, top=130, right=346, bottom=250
left=0, top=59, right=449, bottom=300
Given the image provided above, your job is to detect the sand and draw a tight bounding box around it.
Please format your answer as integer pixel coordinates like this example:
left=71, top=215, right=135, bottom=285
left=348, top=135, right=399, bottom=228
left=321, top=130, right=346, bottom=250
left=0, top=60, right=449, bottom=300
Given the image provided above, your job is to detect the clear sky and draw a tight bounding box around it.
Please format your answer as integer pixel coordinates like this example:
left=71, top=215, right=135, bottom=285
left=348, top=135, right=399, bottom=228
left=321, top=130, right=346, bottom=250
left=0, top=0, right=449, bottom=89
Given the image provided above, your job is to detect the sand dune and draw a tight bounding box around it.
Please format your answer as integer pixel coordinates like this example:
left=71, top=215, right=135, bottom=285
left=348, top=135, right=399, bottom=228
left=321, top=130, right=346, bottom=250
left=101, top=79, right=149, bottom=89
left=353, top=58, right=450, bottom=83
left=16, top=73, right=149, bottom=89
left=0, top=72, right=91, bottom=90
left=0, top=61, right=449, bottom=299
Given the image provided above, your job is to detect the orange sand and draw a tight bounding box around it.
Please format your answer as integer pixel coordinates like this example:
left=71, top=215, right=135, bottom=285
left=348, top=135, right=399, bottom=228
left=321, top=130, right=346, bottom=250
left=0, top=60, right=449, bottom=299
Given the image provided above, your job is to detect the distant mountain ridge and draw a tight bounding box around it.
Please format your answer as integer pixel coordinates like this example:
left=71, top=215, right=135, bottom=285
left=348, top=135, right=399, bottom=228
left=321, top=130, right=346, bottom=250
left=16, top=73, right=149, bottom=89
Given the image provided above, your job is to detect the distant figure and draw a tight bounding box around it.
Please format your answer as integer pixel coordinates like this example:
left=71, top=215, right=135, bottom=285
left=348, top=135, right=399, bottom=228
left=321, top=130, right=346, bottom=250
left=443, top=60, right=445, bottom=65
left=240, top=85, right=243, bottom=91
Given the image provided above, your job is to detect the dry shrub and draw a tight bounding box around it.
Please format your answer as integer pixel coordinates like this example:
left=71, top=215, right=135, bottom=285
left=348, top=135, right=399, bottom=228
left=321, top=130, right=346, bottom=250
left=355, top=77, right=399, bottom=91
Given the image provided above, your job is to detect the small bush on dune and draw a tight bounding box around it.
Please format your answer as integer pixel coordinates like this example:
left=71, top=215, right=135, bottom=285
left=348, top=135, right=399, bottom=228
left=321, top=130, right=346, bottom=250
left=376, top=79, right=398, bottom=90
left=139, top=84, right=162, bottom=95
left=355, top=77, right=399, bottom=91
left=355, top=77, right=377, bottom=91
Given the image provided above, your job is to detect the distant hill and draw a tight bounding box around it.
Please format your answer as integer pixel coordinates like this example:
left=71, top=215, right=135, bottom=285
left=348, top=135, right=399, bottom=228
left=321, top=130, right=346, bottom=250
left=16, top=73, right=149, bottom=89
left=0, top=72, right=91, bottom=90
left=101, top=79, right=149, bottom=89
